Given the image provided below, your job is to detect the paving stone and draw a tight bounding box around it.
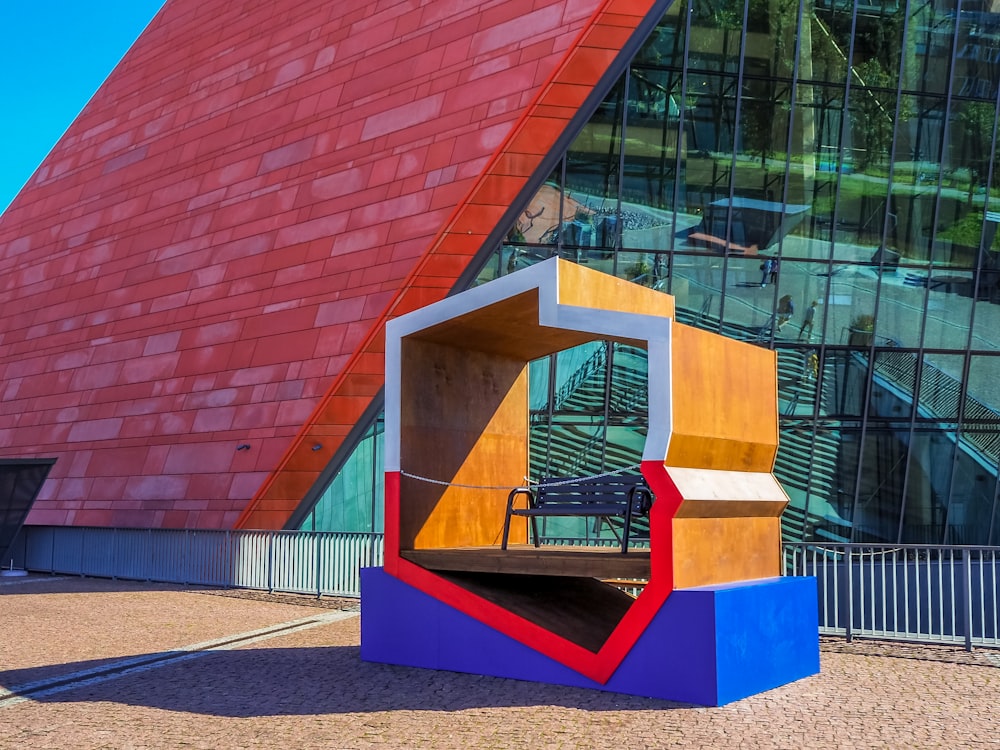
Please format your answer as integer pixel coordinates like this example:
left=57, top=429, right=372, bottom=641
left=2, top=576, right=999, bottom=748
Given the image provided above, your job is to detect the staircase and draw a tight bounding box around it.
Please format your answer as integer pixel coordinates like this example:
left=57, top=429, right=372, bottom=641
left=529, top=309, right=858, bottom=544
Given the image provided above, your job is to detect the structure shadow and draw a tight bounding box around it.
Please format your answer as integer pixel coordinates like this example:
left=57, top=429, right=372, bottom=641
left=2, top=647, right=689, bottom=717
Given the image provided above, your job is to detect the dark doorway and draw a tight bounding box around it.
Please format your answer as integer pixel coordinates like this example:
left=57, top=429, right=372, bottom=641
left=0, top=459, right=56, bottom=564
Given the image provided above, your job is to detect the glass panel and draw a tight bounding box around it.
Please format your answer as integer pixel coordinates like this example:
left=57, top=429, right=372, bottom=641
left=872, top=269, right=921, bottom=346
left=688, top=0, right=747, bottom=75
left=970, top=221, right=1000, bottom=347
left=612, top=346, right=649, bottom=420
left=946, top=427, right=998, bottom=545
left=614, top=250, right=658, bottom=286
left=921, top=281, right=974, bottom=350
left=779, top=421, right=852, bottom=541
left=777, top=347, right=822, bottom=416
left=636, top=3, right=688, bottom=69
left=565, top=80, right=624, bottom=264
left=954, top=6, right=1000, bottom=104
left=681, top=72, right=740, bottom=204
left=966, top=354, right=1000, bottom=427
left=796, top=288, right=826, bottom=343
left=830, top=425, right=863, bottom=536
left=796, top=86, right=848, bottom=252
left=852, top=426, right=912, bottom=543
left=889, top=99, right=946, bottom=263
left=936, top=98, right=1000, bottom=269
left=820, top=349, right=869, bottom=417
left=829, top=271, right=879, bottom=345
left=900, top=427, right=956, bottom=544
left=917, top=352, right=965, bottom=421
left=622, top=66, right=683, bottom=237
left=302, top=415, right=384, bottom=533
left=900, top=1, right=955, bottom=98
left=528, top=356, right=551, bottom=411
left=869, top=348, right=916, bottom=420
left=511, top=167, right=566, bottom=272
left=471, top=245, right=504, bottom=287
left=668, top=251, right=726, bottom=330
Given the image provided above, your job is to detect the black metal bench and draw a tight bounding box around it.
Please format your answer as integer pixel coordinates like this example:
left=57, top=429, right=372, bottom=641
left=501, top=474, right=654, bottom=554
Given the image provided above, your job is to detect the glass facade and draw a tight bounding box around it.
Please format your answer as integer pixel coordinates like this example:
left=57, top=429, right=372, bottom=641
left=301, top=0, right=1000, bottom=545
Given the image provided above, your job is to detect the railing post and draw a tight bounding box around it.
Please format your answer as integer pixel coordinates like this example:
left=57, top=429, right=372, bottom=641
left=315, top=532, right=322, bottom=600
left=843, top=545, right=853, bottom=643
left=80, top=527, right=86, bottom=578
left=267, top=531, right=275, bottom=593
left=964, top=547, right=974, bottom=652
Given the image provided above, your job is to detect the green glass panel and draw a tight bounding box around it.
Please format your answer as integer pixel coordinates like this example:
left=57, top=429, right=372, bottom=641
left=300, top=416, right=384, bottom=533
left=622, top=66, right=683, bottom=225
left=635, top=2, right=688, bottom=68
left=900, top=427, right=958, bottom=544
left=688, top=0, right=747, bottom=75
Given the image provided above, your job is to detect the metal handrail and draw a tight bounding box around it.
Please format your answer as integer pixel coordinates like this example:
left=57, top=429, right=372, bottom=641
left=12, top=527, right=1000, bottom=652
left=784, top=541, right=1000, bottom=651
left=12, top=526, right=384, bottom=599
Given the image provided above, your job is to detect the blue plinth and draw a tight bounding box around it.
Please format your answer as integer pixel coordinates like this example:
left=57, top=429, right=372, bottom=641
left=361, top=568, right=819, bottom=706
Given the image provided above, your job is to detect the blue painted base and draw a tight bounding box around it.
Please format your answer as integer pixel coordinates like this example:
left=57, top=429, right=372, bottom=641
left=360, top=569, right=819, bottom=706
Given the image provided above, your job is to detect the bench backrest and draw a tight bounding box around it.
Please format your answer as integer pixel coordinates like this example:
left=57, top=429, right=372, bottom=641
left=535, top=475, right=653, bottom=514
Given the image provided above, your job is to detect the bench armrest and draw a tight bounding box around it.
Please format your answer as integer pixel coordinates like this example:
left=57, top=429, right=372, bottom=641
left=628, top=485, right=654, bottom=515
left=501, top=487, right=537, bottom=550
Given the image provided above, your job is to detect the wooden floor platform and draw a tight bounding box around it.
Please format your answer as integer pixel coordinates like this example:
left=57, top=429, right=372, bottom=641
left=401, top=544, right=651, bottom=579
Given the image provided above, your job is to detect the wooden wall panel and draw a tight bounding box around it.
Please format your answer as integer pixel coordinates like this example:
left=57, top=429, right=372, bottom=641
left=671, top=516, right=782, bottom=588
left=667, top=322, right=779, bottom=472
left=398, top=339, right=528, bottom=550
left=556, top=261, right=675, bottom=318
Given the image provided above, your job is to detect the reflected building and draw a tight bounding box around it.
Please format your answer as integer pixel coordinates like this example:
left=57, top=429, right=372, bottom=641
left=2, top=0, right=1000, bottom=547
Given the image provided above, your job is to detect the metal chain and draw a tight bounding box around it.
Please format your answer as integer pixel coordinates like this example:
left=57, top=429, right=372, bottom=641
left=398, top=472, right=516, bottom=491
left=534, top=464, right=643, bottom=488
left=398, top=463, right=644, bottom=492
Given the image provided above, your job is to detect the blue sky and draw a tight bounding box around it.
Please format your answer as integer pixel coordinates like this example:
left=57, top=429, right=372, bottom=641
left=0, top=1, right=168, bottom=213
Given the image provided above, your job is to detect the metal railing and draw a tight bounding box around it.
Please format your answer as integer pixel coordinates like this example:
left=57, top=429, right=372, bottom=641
left=11, top=526, right=384, bottom=598
left=784, top=543, right=1000, bottom=650
left=11, top=528, right=1000, bottom=651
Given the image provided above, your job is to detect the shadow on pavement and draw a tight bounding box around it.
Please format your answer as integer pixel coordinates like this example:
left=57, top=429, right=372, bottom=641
left=1, top=646, right=689, bottom=716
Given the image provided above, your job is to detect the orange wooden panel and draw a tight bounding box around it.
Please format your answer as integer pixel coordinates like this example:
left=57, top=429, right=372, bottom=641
left=398, top=339, right=529, bottom=550
left=555, top=260, right=675, bottom=318
left=666, top=436, right=778, bottom=474
left=673, top=499, right=787, bottom=518
left=666, top=321, right=778, bottom=472
left=671, top=516, right=782, bottom=588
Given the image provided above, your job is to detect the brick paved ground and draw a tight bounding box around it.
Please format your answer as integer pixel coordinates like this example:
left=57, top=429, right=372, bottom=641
left=2, top=575, right=999, bottom=749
